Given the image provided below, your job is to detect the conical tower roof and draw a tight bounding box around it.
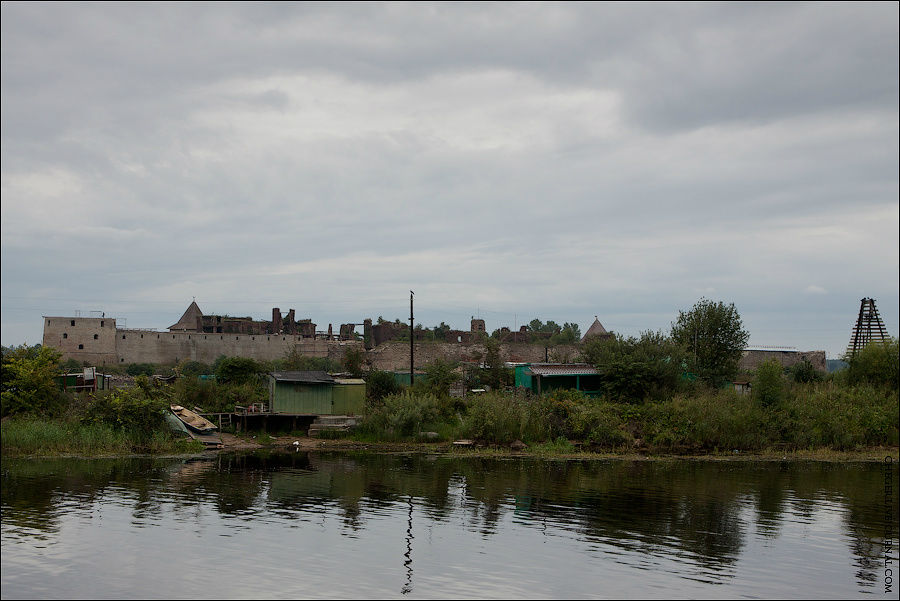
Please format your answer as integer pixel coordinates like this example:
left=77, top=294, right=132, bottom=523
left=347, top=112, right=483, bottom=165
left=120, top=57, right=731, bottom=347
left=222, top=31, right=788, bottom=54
left=168, top=301, right=203, bottom=331
left=581, top=316, right=609, bottom=342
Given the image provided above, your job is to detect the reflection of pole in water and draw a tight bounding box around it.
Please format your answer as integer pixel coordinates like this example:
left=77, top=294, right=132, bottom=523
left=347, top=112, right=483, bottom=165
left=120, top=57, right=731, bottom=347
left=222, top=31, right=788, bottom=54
left=402, top=494, right=414, bottom=595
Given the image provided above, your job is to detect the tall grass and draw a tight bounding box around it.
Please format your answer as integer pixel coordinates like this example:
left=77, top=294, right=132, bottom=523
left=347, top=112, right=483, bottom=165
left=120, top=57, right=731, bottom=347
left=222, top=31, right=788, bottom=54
left=348, top=381, right=898, bottom=452
left=1, top=417, right=203, bottom=456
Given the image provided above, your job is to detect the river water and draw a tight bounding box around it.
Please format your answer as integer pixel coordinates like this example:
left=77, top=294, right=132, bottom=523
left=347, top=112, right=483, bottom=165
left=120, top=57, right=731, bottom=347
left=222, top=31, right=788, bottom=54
left=2, top=452, right=897, bottom=599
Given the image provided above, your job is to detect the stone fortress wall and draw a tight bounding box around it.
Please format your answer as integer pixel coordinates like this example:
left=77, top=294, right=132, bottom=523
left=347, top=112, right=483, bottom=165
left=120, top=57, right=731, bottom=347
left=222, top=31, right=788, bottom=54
left=43, top=304, right=827, bottom=373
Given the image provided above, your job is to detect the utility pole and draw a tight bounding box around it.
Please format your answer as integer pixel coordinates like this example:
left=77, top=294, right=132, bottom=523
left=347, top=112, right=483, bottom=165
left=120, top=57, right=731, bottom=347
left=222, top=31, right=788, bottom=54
left=410, top=290, right=414, bottom=387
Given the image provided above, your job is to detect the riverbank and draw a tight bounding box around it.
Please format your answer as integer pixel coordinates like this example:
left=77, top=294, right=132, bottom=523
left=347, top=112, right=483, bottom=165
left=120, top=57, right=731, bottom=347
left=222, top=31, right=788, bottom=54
left=5, top=422, right=896, bottom=462
left=263, top=434, right=899, bottom=461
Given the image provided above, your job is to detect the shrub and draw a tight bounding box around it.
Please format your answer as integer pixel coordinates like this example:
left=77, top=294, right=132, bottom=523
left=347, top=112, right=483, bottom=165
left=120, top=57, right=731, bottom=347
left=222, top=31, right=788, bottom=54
left=125, top=363, right=155, bottom=377
left=82, top=379, right=170, bottom=433
left=580, top=331, right=687, bottom=402
left=789, top=359, right=822, bottom=384
left=1, top=345, right=67, bottom=417
left=214, top=356, right=261, bottom=385
left=366, top=370, right=401, bottom=405
left=462, top=392, right=527, bottom=444
left=178, top=360, right=211, bottom=377
left=417, top=359, right=460, bottom=398
left=356, top=392, right=443, bottom=440
left=569, top=403, right=631, bottom=447
left=341, top=347, right=365, bottom=377
left=847, top=338, right=899, bottom=388
left=753, top=360, right=785, bottom=408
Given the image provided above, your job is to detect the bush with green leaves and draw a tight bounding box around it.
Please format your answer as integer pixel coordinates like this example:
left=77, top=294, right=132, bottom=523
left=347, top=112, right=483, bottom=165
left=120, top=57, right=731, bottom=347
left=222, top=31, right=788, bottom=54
left=1, top=345, right=67, bottom=417
left=178, top=360, right=212, bottom=377
left=125, top=363, right=156, bottom=377
left=277, top=349, right=340, bottom=372
left=214, top=356, right=262, bottom=385
left=847, top=338, right=899, bottom=388
left=341, top=347, right=365, bottom=377
left=415, top=359, right=460, bottom=398
left=83, top=376, right=170, bottom=433
left=356, top=392, right=443, bottom=440
left=462, top=392, right=528, bottom=444
left=580, top=331, right=687, bottom=403
left=753, top=360, right=785, bottom=408
left=569, top=403, right=631, bottom=447
left=366, top=370, right=402, bottom=405
left=788, top=359, right=822, bottom=384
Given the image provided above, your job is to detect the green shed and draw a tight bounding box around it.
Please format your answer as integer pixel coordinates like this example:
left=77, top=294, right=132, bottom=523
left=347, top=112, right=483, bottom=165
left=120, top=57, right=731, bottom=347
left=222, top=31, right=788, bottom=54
left=267, top=371, right=365, bottom=415
left=514, top=363, right=602, bottom=396
left=332, top=378, right=366, bottom=415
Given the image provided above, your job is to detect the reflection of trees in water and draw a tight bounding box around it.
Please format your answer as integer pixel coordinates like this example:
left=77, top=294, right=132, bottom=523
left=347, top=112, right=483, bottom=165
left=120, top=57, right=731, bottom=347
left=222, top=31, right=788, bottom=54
left=3, top=453, right=896, bottom=587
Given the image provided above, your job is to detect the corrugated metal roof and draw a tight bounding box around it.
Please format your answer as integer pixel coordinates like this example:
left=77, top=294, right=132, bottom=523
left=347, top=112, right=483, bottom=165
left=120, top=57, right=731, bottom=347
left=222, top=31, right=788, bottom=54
left=527, top=363, right=599, bottom=376
left=333, top=378, right=366, bottom=385
left=269, top=371, right=334, bottom=384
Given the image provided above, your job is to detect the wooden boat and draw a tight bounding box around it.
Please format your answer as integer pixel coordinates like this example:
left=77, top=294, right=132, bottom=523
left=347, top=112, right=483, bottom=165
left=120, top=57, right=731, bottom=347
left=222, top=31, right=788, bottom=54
left=170, top=405, right=218, bottom=433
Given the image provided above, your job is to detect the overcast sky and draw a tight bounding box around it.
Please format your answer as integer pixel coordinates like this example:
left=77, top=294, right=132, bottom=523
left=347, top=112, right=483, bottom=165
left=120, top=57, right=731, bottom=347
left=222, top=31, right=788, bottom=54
left=2, top=3, right=898, bottom=358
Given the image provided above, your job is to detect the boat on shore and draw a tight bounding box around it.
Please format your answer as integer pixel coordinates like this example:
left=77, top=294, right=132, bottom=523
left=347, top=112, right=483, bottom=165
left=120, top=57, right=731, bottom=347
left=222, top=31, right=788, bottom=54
left=170, top=405, right=217, bottom=433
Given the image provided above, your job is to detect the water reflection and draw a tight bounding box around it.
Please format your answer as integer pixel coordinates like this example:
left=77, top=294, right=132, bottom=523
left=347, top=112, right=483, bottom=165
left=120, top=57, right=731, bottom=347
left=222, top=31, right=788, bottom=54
left=2, top=453, right=897, bottom=598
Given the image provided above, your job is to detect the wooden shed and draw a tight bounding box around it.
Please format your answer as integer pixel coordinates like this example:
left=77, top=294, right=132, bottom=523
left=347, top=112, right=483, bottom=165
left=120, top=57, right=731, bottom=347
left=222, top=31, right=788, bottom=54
left=267, top=371, right=365, bottom=415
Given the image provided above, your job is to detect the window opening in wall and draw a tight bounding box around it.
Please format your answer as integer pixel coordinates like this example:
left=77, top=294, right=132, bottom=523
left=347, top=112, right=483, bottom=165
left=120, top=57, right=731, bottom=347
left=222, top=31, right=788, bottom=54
left=101, top=321, right=104, bottom=327
left=189, top=335, right=191, bottom=339
left=63, top=333, right=68, bottom=339
left=78, top=344, right=84, bottom=350
left=48, top=320, right=51, bottom=326
left=71, top=320, right=75, bottom=326
left=94, top=334, right=98, bottom=340
left=157, top=334, right=160, bottom=339
left=283, top=337, right=286, bottom=341
left=173, top=335, right=175, bottom=339
left=121, top=358, right=124, bottom=362
left=252, top=336, right=255, bottom=340
left=122, top=334, right=126, bottom=339
left=236, top=336, right=239, bottom=340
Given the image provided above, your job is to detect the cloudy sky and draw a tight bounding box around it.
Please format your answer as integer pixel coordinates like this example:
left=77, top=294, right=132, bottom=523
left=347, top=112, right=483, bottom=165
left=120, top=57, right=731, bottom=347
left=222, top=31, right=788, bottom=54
left=2, top=3, right=898, bottom=358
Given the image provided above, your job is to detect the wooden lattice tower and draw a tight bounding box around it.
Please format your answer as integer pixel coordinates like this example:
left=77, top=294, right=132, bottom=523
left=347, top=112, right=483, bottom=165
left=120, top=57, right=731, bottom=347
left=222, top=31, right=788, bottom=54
left=846, top=297, right=890, bottom=357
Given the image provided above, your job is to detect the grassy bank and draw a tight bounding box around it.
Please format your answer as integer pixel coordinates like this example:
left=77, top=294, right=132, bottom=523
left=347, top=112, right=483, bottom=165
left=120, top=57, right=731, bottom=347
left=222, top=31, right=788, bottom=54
left=1, top=417, right=205, bottom=457
left=350, top=383, right=899, bottom=453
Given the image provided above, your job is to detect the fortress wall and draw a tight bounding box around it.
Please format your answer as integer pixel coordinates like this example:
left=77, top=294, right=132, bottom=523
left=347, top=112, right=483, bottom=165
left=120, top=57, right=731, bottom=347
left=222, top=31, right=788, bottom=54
left=41, top=316, right=118, bottom=366
left=115, top=330, right=363, bottom=365
left=738, top=350, right=827, bottom=372
left=365, top=341, right=581, bottom=371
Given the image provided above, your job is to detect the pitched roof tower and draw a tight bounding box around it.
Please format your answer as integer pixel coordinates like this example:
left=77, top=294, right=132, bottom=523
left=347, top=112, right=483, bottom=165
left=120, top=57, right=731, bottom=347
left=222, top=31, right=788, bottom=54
left=168, top=301, right=203, bottom=332
left=581, top=316, right=611, bottom=342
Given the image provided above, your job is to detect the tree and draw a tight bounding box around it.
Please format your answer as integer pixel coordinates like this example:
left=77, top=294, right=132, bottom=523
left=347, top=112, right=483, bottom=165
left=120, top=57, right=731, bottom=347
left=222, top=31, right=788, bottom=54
left=847, top=338, right=899, bottom=388
left=365, top=370, right=401, bottom=405
left=481, top=338, right=509, bottom=390
left=670, top=298, right=749, bottom=386
left=789, top=359, right=822, bottom=384
left=419, top=359, right=460, bottom=397
left=214, top=356, right=261, bottom=385
left=580, top=331, right=686, bottom=402
left=341, top=347, right=365, bottom=376
left=1, top=345, right=64, bottom=417
left=753, top=359, right=784, bottom=407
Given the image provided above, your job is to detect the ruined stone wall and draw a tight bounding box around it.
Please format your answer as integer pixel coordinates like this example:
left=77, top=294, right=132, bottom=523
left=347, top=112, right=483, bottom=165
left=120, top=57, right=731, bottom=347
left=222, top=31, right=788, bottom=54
left=738, top=350, right=827, bottom=373
left=116, top=331, right=362, bottom=365
left=42, top=316, right=118, bottom=366
left=365, top=341, right=581, bottom=371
